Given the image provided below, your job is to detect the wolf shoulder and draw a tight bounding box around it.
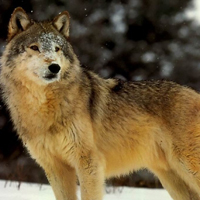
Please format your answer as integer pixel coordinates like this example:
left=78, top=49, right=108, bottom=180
left=81, top=69, right=200, bottom=117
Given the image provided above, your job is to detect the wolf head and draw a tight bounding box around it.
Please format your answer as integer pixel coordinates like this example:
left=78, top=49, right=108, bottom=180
left=1, top=7, right=80, bottom=85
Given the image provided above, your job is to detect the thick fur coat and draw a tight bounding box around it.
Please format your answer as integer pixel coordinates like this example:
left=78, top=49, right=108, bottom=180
left=1, top=7, right=200, bottom=200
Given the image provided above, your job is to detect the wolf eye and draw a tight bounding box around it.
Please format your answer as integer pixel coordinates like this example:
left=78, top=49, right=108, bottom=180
left=30, top=45, right=39, bottom=51
left=55, top=47, right=60, bottom=52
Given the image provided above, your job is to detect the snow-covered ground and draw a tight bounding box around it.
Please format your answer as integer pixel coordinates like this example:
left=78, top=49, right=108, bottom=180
left=0, top=180, right=172, bottom=200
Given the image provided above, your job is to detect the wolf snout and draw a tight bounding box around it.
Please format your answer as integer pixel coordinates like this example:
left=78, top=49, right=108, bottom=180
left=48, top=64, right=61, bottom=74
left=43, top=64, right=61, bottom=81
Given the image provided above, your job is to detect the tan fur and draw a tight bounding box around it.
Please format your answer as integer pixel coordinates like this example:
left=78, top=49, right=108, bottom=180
left=1, top=7, right=200, bottom=200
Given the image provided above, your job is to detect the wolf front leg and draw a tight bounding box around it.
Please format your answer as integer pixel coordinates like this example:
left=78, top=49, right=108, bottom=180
left=76, top=152, right=105, bottom=200
left=44, top=159, right=77, bottom=200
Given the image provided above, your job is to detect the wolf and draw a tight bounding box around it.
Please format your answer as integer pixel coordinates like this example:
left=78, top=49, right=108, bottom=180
left=1, top=7, right=200, bottom=200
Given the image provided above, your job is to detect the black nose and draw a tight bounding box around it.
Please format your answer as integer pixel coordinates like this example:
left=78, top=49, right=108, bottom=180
left=48, top=64, right=61, bottom=74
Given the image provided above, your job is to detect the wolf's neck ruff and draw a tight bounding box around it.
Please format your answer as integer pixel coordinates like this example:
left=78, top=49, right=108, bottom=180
left=8, top=73, right=84, bottom=135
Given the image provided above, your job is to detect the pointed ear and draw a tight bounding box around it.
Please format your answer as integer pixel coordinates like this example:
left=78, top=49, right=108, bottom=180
left=8, top=7, right=31, bottom=41
left=53, top=11, right=70, bottom=38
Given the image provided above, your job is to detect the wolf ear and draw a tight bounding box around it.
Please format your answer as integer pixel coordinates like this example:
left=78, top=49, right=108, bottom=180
left=8, top=7, right=31, bottom=41
left=53, top=11, right=70, bottom=38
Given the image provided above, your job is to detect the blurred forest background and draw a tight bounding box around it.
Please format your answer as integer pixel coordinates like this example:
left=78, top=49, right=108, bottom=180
left=0, top=0, right=200, bottom=188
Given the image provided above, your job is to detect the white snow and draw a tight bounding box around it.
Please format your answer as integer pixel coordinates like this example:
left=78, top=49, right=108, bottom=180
left=185, top=0, right=200, bottom=24
left=0, top=180, right=172, bottom=200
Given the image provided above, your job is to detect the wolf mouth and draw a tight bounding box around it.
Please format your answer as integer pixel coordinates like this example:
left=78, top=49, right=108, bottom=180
left=43, top=73, right=58, bottom=80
